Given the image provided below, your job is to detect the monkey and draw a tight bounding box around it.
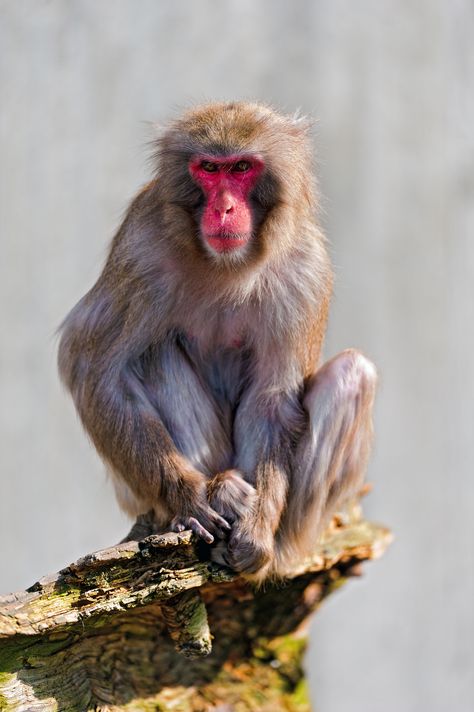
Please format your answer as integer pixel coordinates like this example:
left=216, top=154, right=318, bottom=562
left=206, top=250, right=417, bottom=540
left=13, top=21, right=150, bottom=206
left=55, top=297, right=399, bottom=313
left=58, top=101, right=377, bottom=582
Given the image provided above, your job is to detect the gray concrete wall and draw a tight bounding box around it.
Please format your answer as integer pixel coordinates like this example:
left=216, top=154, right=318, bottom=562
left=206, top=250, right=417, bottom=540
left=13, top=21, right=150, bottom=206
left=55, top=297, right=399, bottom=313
left=1, top=2, right=473, bottom=710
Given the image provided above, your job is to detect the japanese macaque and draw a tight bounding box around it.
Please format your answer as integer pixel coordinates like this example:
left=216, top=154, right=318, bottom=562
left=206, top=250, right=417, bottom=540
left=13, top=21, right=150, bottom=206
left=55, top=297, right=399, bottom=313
left=58, top=101, right=377, bottom=582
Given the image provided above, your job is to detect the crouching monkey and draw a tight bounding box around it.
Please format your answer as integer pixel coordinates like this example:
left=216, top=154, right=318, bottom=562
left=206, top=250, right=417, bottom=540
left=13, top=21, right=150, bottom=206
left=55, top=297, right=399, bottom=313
left=58, top=102, right=377, bottom=582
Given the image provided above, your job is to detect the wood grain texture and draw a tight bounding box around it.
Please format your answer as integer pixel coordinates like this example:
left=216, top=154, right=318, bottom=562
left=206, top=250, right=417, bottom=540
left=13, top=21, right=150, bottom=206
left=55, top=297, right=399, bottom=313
left=0, top=508, right=390, bottom=711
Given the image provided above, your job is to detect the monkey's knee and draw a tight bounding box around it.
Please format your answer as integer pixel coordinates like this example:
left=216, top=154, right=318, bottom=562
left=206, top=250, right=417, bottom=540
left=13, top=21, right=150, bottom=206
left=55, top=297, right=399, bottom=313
left=294, top=349, right=377, bottom=522
left=303, top=348, right=377, bottom=416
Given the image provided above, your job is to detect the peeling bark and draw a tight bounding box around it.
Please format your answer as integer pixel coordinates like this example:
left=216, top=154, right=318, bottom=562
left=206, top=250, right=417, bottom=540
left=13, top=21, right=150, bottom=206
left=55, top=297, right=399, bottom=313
left=0, top=505, right=391, bottom=711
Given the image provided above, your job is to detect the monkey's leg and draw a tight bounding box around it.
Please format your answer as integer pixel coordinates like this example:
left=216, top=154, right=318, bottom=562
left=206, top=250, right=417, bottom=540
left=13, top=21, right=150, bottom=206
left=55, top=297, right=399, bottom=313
left=150, top=338, right=233, bottom=477
left=273, top=349, right=377, bottom=576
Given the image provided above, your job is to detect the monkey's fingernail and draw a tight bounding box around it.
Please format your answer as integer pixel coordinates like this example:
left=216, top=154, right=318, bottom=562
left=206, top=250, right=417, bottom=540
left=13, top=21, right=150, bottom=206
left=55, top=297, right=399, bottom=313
left=198, top=528, right=214, bottom=544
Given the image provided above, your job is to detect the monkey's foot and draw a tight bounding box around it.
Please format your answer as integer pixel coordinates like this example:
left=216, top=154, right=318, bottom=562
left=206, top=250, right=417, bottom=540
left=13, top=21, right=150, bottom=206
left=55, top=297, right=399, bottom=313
left=224, top=526, right=274, bottom=576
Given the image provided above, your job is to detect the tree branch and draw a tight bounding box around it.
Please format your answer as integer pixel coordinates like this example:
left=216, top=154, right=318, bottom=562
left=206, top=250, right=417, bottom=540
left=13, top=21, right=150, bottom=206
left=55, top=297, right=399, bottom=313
left=0, top=502, right=391, bottom=711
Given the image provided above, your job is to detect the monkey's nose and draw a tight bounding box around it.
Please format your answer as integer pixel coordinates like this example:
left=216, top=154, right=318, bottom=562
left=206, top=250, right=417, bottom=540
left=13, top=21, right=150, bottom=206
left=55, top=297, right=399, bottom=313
left=215, top=193, right=235, bottom=219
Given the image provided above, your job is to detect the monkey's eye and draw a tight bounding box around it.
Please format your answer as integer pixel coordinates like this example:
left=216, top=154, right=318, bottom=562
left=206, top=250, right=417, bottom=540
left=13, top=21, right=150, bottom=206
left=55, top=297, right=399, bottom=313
left=232, top=160, right=251, bottom=173
left=201, top=161, right=219, bottom=173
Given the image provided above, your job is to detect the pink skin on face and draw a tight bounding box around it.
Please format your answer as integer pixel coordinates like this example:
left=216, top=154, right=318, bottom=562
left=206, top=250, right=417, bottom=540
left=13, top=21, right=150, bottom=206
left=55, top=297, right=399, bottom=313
left=189, top=154, right=264, bottom=254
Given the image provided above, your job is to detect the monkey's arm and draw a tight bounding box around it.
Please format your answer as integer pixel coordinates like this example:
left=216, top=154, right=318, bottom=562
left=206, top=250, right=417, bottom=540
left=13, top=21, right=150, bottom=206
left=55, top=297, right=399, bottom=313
left=58, top=282, right=229, bottom=544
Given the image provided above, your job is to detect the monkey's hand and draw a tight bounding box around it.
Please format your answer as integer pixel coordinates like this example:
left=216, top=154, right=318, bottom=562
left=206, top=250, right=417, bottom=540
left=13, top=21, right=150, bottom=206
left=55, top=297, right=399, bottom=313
left=207, top=470, right=257, bottom=525
left=170, top=495, right=231, bottom=545
left=208, top=471, right=272, bottom=574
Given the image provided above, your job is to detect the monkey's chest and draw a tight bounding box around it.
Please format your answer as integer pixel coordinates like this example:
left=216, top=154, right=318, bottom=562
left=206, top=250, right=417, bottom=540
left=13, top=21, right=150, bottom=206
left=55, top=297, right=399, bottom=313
left=179, top=331, right=248, bottom=407
left=181, top=306, right=250, bottom=350
left=176, top=304, right=255, bottom=403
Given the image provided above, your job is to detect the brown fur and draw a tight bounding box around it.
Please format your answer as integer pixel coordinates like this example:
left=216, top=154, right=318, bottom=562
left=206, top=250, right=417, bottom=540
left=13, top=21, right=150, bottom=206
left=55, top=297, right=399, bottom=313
left=58, top=102, right=376, bottom=581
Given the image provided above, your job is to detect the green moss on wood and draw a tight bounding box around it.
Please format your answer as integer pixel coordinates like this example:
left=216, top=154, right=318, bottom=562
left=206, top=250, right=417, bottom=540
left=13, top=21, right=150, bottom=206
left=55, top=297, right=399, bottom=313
left=0, top=509, right=391, bottom=711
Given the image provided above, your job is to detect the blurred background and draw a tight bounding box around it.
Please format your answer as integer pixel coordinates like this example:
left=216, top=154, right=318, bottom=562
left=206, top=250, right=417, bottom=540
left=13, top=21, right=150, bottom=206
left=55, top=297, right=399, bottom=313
left=1, top=1, right=473, bottom=710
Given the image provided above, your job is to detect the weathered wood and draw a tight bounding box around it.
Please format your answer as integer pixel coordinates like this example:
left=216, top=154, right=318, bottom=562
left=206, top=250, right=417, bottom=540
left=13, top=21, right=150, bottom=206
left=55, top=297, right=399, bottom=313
left=0, top=505, right=391, bottom=711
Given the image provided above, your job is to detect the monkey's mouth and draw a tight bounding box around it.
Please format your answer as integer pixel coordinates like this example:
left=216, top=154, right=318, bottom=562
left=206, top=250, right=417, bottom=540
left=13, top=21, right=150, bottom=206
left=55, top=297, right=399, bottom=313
left=205, top=231, right=250, bottom=253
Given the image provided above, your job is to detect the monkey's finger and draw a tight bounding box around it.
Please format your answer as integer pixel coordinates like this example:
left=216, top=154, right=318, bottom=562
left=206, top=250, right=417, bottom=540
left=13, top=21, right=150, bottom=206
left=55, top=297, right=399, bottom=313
left=188, top=517, right=214, bottom=544
left=210, top=511, right=232, bottom=533
left=206, top=517, right=231, bottom=540
left=198, top=507, right=231, bottom=539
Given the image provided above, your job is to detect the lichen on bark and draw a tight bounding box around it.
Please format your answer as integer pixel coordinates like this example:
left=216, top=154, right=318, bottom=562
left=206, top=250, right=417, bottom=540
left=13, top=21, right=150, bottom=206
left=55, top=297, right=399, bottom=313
left=0, top=506, right=391, bottom=712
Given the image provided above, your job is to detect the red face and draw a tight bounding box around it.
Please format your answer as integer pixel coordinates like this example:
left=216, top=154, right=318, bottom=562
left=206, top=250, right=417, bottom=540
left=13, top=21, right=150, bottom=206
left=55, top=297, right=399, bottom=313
left=189, top=154, right=264, bottom=255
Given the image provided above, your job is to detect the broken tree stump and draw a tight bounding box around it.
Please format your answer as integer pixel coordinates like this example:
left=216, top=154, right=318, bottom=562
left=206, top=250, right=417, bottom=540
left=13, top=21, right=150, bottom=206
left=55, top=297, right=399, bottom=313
left=0, top=503, right=391, bottom=711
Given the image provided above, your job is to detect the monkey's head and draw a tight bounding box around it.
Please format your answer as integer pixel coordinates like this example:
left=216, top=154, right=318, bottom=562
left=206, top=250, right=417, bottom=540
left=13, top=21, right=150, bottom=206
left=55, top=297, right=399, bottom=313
left=155, top=102, right=315, bottom=267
